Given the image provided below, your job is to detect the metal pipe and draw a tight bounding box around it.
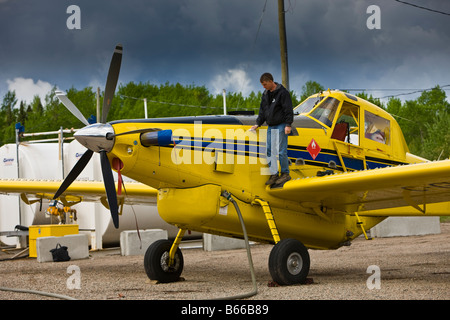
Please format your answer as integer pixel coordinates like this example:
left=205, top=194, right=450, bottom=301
left=222, top=89, right=227, bottom=115
left=144, top=98, right=148, bottom=119
left=278, top=0, right=290, bottom=91
left=22, top=129, right=77, bottom=137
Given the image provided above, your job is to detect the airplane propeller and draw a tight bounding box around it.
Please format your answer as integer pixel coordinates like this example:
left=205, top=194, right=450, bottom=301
left=102, top=44, right=122, bottom=123
left=53, top=44, right=123, bottom=228
left=55, top=93, right=90, bottom=126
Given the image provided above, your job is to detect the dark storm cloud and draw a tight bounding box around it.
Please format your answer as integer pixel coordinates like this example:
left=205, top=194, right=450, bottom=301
left=1, top=0, right=272, bottom=94
left=1, top=0, right=450, bottom=104
left=284, top=0, right=450, bottom=91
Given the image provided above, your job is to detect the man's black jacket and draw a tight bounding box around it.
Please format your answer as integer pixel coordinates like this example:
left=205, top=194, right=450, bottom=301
left=256, top=83, right=293, bottom=127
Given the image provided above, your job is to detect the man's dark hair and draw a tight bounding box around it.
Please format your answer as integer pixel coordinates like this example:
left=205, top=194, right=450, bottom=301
left=260, top=73, right=274, bottom=83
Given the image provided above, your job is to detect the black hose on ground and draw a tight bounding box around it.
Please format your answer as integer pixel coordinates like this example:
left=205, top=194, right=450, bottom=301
left=212, top=191, right=258, bottom=300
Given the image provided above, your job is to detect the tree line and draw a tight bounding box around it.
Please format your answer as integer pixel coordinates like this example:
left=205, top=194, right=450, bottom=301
left=1, top=80, right=448, bottom=160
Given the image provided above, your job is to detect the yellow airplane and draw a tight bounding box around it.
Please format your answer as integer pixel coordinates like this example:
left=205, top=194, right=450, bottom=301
left=2, top=44, right=450, bottom=286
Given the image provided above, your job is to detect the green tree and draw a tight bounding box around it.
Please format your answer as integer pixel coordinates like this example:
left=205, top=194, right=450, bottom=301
left=0, top=90, right=18, bottom=144
left=25, top=95, right=45, bottom=133
left=299, top=81, right=324, bottom=102
left=1, top=80, right=448, bottom=162
left=355, top=92, right=384, bottom=109
left=17, top=101, right=28, bottom=125
left=385, top=86, right=450, bottom=159
left=1, top=90, right=17, bottom=124
left=422, top=112, right=450, bottom=160
left=66, top=87, right=97, bottom=125
left=30, top=95, right=44, bottom=114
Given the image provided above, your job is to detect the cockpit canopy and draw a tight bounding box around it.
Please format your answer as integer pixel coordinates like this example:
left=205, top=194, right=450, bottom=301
left=293, top=90, right=408, bottom=157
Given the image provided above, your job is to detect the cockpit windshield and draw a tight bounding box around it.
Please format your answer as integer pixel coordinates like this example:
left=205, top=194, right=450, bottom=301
left=309, top=97, right=340, bottom=127
left=293, top=96, right=325, bottom=115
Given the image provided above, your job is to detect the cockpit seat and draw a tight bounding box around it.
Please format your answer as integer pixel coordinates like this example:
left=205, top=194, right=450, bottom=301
left=331, top=121, right=349, bottom=142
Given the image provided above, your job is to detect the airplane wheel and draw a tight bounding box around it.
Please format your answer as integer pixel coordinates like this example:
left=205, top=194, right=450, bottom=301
left=268, top=238, right=310, bottom=285
left=144, top=239, right=184, bottom=283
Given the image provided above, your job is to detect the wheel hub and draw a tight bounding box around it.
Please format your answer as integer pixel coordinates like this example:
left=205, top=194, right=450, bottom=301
left=160, top=251, right=180, bottom=272
left=287, top=252, right=303, bottom=275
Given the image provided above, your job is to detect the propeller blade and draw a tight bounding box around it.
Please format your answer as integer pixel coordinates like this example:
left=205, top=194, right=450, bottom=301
left=100, top=150, right=119, bottom=228
left=53, top=149, right=94, bottom=199
left=56, top=91, right=90, bottom=126
left=101, top=44, right=123, bottom=123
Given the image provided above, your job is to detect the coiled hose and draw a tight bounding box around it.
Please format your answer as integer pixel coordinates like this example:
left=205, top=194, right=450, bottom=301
left=1, top=191, right=257, bottom=301
left=213, top=191, right=258, bottom=300
left=0, top=286, right=76, bottom=300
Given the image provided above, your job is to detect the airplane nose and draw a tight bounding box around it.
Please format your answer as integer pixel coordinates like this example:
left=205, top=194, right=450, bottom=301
left=74, top=123, right=115, bottom=153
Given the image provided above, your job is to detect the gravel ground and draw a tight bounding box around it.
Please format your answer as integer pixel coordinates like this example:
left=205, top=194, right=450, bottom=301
left=0, top=223, right=449, bottom=301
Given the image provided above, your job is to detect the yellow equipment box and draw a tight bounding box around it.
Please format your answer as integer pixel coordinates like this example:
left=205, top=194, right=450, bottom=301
left=28, top=224, right=79, bottom=257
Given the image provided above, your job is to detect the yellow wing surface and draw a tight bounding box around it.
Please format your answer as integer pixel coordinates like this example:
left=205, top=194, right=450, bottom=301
left=0, top=180, right=158, bottom=207
left=268, top=159, right=450, bottom=216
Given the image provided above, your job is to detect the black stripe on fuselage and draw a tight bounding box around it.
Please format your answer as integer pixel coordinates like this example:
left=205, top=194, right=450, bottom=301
left=112, top=117, right=409, bottom=170
left=110, top=115, right=244, bottom=126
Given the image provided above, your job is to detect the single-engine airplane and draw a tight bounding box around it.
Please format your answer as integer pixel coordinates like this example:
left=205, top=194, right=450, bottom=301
left=1, top=44, right=450, bottom=286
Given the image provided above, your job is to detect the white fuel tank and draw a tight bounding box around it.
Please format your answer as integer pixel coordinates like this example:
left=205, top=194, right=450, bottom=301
left=0, top=140, right=196, bottom=248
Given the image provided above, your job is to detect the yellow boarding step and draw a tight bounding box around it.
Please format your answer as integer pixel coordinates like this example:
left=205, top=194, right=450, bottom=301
left=253, top=199, right=280, bottom=244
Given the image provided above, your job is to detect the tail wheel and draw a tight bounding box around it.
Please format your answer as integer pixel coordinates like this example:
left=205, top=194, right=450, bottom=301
left=268, top=238, right=310, bottom=285
left=144, top=239, right=184, bottom=283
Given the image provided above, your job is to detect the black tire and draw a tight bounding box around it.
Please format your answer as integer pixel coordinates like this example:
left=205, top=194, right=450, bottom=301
left=268, top=238, right=310, bottom=285
left=144, top=239, right=184, bottom=283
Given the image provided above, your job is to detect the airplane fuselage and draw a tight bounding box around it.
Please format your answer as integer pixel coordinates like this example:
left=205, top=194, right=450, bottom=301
left=53, top=44, right=450, bottom=285
left=96, top=90, right=429, bottom=250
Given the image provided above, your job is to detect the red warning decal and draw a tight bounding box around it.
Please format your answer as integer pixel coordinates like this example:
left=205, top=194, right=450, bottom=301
left=307, top=138, right=321, bottom=160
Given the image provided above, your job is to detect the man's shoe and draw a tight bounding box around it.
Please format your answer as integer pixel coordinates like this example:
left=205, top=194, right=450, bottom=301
left=265, top=174, right=279, bottom=185
left=275, top=173, right=291, bottom=185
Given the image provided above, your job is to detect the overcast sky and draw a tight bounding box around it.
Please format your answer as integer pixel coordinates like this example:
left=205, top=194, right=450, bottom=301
left=1, top=0, right=450, bottom=107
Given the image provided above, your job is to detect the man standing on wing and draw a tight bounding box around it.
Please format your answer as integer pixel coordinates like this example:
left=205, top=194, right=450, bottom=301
left=251, top=73, right=294, bottom=186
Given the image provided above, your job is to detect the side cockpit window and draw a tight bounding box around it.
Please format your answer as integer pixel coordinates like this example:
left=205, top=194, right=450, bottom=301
left=309, top=97, right=340, bottom=127
left=332, top=101, right=360, bottom=145
left=364, top=111, right=390, bottom=145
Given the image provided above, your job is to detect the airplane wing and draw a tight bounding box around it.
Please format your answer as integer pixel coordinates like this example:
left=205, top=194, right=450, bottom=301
left=267, top=159, right=450, bottom=216
left=0, top=179, right=158, bottom=207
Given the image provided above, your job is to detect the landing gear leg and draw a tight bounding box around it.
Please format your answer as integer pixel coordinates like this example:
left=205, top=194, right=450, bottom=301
left=268, top=238, right=310, bottom=285
left=144, top=229, right=185, bottom=283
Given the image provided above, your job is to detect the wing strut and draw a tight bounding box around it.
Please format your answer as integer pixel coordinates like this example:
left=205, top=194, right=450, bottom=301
left=353, top=212, right=372, bottom=240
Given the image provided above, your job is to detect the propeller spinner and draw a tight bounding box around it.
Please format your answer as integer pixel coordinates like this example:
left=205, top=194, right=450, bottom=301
left=54, top=44, right=123, bottom=228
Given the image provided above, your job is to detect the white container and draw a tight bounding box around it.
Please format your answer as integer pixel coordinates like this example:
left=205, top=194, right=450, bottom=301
left=0, top=140, right=196, bottom=248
